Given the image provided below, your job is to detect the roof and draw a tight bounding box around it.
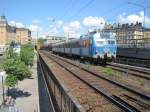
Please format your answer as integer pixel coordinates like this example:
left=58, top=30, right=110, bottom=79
left=16, top=27, right=31, bottom=32
left=144, top=28, right=150, bottom=32
left=0, top=15, right=8, bottom=25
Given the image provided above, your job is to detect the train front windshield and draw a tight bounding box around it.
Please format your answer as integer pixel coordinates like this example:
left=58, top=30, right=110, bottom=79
left=107, top=40, right=115, bottom=44
left=100, top=32, right=115, bottom=39
left=93, top=32, right=116, bottom=39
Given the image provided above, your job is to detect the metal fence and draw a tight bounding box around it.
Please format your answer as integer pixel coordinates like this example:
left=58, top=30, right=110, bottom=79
left=117, top=38, right=150, bottom=49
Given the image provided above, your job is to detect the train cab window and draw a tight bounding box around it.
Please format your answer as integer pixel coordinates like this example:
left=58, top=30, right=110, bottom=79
left=96, top=41, right=104, bottom=44
left=108, top=40, right=115, bottom=44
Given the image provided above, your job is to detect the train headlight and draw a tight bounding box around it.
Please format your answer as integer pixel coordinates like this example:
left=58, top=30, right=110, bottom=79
left=96, top=50, right=98, bottom=54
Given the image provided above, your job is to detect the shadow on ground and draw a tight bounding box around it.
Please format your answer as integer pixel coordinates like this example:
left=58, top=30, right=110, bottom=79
left=8, top=88, right=31, bottom=99
left=37, top=61, right=54, bottom=112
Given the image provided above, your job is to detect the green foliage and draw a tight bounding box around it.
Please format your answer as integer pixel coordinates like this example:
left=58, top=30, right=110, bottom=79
left=6, top=41, right=18, bottom=58
left=5, top=74, right=17, bottom=87
left=37, top=38, right=46, bottom=49
left=2, top=58, right=31, bottom=81
left=14, top=61, right=32, bottom=80
left=2, top=43, right=33, bottom=87
left=20, top=44, right=34, bottom=66
left=2, top=58, right=16, bottom=74
left=38, top=38, right=45, bottom=46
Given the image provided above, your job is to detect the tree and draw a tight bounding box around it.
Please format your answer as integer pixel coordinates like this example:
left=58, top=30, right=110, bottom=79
left=5, top=75, right=17, bottom=87
left=37, top=38, right=46, bottom=49
left=2, top=43, right=33, bottom=88
left=20, top=44, right=34, bottom=66
left=2, top=58, right=32, bottom=87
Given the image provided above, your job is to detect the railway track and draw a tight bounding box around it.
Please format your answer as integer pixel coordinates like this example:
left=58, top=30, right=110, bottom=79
left=107, top=62, right=150, bottom=80
left=39, top=52, right=120, bottom=112
left=41, top=51, right=150, bottom=112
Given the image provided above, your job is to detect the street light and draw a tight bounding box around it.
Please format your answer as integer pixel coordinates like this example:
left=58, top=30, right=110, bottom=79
left=0, top=70, right=6, bottom=104
left=128, top=2, right=150, bottom=38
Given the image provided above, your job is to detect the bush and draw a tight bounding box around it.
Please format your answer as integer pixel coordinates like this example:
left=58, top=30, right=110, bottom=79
left=3, top=43, right=33, bottom=87
left=2, top=58, right=32, bottom=87
left=14, top=61, right=32, bottom=80
left=5, top=74, right=17, bottom=87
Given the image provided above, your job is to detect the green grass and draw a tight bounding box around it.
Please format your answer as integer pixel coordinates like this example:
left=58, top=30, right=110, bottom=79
left=96, top=66, right=121, bottom=78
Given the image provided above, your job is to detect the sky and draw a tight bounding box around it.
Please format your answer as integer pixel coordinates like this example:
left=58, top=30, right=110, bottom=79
left=1, top=0, right=150, bottom=38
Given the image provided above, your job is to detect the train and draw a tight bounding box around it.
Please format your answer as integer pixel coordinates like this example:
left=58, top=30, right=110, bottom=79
left=52, top=31, right=117, bottom=64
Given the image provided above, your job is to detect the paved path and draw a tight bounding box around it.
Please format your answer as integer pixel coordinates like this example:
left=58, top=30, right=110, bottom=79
left=14, top=56, right=40, bottom=112
left=0, top=53, right=54, bottom=112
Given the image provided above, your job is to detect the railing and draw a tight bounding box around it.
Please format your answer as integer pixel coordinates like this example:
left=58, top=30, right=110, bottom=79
left=117, top=38, right=150, bottom=49
left=39, top=53, right=85, bottom=112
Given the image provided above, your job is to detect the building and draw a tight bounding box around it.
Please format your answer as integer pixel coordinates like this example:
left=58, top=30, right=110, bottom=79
left=103, top=22, right=144, bottom=46
left=0, top=15, right=31, bottom=45
left=0, top=15, right=16, bottom=54
left=16, top=28, right=31, bottom=44
left=45, top=35, right=65, bottom=45
left=0, top=15, right=16, bottom=45
left=144, top=28, right=150, bottom=39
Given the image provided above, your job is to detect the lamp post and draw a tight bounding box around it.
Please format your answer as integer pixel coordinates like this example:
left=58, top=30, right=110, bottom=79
left=0, top=70, right=6, bottom=103
left=128, top=2, right=150, bottom=38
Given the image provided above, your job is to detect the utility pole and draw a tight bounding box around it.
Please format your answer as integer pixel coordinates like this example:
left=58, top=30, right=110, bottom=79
left=66, top=32, right=69, bottom=42
left=128, top=2, right=150, bottom=38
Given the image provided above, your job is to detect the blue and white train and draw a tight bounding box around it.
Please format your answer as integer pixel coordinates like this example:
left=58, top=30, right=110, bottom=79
left=52, top=32, right=117, bottom=63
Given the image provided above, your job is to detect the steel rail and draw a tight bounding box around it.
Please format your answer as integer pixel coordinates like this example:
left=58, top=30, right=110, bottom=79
left=49, top=53, right=150, bottom=100
left=108, top=65, right=150, bottom=80
left=39, top=53, right=86, bottom=112
left=108, top=62, right=150, bottom=75
left=43, top=52, right=141, bottom=112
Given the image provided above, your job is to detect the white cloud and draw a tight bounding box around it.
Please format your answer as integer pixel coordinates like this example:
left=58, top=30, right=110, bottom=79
left=118, top=11, right=150, bottom=25
left=57, top=20, right=64, bottom=25
left=9, top=21, right=25, bottom=28
left=47, top=17, right=55, bottom=22
left=55, top=20, right=64, bottom=28
left=83, top=16, right=105, bottom=27
left=32, top=19, right=40, bottom=24
left=70, top=21, right=80, bottom=29
left=50, top=27, right=59, bottom=34
left=63, top=21, right=81, bottom=38
left=9, top=21, right=16, bottom=26
left=63, top=21, right=80, bottom=32
left=28, top=24, right=42, bottom=32
left=63, top=26, right=69, bottom=32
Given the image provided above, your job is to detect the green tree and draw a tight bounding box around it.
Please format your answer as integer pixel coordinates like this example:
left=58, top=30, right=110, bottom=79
left=2, top=58, right=32, bottom=87
left=38, top=38, right=45, bottom=46
left=7, top=41, right=19, bottom=57
left=5, top=75, right=17, bottom=87
left=2, top=43, right=34, bottom=88
left=20, top=44, right=34, bottom=66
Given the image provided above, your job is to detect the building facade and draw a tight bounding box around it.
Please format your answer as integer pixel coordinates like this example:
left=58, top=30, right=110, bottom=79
left=45, top=35, right=65, bottom=45
left=0, top=15, right=31, bottom=45
left=144, top=28, right=150, bottom=39
left=0, top=15, right=16, bottom=45
left=103, top=22, right=145, bottom=46
left=16, top=28, right=31, bottom=44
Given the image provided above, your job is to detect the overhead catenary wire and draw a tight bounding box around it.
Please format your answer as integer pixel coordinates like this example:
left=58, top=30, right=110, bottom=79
left=68, top=0, right=95, bottom=21
left=58, top=0, right=75, bottom=20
